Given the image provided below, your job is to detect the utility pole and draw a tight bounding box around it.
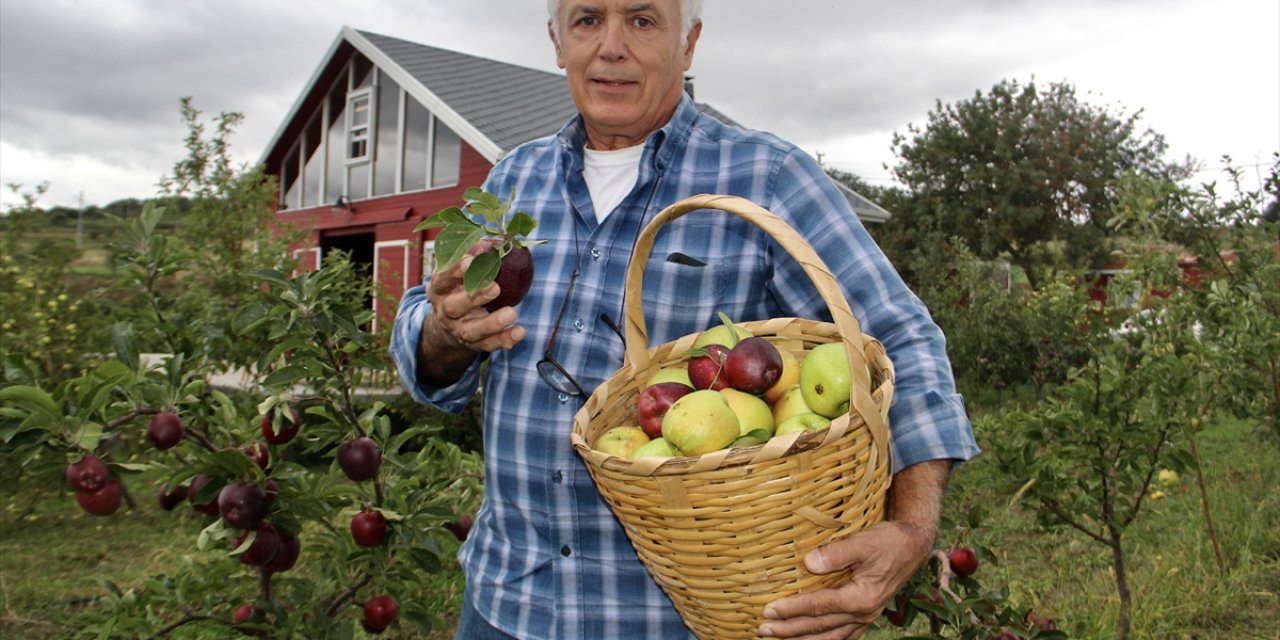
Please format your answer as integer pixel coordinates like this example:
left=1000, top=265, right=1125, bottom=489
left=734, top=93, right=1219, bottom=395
left=76, top=191, right=85, bottom=250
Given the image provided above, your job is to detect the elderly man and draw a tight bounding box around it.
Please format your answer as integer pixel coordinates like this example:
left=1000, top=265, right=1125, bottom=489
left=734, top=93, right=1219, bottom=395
left=389, top=0, right=980, bottom=638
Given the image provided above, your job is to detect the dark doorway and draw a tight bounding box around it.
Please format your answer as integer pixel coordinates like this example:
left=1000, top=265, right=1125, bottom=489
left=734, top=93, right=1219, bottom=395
left=320, top=231, right=375, bottom=312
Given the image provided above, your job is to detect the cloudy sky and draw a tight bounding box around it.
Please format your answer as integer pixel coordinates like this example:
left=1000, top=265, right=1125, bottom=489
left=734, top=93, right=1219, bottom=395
left=1, top=0, right=1277, bottom=210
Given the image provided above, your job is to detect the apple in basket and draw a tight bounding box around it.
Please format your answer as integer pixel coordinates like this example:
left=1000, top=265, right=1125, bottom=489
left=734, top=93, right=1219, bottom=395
left=799, top=342, right=871, bottom=418
left=637, top=382, right=693, bottom=438
left=660, top=389, right=740, bottom=455
left=593, top=426, right=651, bottom=459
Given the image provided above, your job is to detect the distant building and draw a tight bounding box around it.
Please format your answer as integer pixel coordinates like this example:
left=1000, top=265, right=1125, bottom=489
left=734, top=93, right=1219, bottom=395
left=258, top=26, right=890, bottom=329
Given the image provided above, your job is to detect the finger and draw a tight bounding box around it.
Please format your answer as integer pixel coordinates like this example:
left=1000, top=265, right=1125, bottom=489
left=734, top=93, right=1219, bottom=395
left=763, top=587, right=882, bottom=626
left=758, top=612, right=863, bottom=639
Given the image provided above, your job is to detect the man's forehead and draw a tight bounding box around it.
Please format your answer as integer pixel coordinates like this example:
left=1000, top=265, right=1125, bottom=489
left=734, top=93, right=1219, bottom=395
left=562, top=1, right=674, bottom=15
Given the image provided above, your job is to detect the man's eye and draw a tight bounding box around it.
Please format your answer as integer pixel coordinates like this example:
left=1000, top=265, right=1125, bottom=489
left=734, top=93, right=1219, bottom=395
left=574, top=16, right=599, bottom=27
left=633, top=17, right=654, bottom=28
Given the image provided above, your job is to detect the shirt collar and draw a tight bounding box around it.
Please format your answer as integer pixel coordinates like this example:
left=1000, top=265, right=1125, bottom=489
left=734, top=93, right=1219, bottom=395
left=556, top=93, right=700, bottom=173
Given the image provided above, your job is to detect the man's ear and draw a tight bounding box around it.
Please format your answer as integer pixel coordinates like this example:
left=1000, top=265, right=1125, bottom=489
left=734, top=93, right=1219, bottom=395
left=682, top=20, right=702, bottom=70
left=548, top=21, right=566, bottom=69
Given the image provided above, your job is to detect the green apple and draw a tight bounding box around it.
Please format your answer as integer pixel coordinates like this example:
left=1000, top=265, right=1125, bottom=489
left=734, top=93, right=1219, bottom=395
left=661, top=389, right=741, bottom=456
left=642, top=366, right=694, bottom=390
left=693, top=323, right=752, bottom=350
left=629, top=437, right=681, bottom=460
left=719, top=388, right=775, bottom=437
left=730, top=432, right=769, bottom=448
left=593, top=425, right=651, bottom=458
left=771, top=384, right=812, bottom=426
left=1157, top=468, right=1180, bottom=487
left=799, top=343, right=860, bottom=418
left=774, top=412, right=831, bottom=436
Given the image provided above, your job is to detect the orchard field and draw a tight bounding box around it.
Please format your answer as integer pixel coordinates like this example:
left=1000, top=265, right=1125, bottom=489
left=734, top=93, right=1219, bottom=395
left=2, top=102, right=1278, bottom=639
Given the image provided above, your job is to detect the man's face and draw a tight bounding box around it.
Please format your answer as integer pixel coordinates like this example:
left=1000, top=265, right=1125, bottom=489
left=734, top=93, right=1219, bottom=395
left=551, top=0, right=700, bottom=149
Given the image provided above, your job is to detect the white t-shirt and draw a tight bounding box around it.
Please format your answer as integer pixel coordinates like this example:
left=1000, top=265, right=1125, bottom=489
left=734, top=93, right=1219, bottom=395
left=583, top=144, right=645, bottom=223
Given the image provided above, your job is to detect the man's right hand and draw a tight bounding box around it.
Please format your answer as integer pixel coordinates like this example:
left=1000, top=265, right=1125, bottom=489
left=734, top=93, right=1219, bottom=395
left=415, top=249, right=527, bottom=386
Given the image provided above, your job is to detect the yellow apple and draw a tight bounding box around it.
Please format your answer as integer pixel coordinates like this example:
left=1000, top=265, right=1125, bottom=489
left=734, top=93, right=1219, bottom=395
left=1157, top=469, right=1180, bottom=487
left=661, top=389, right=741, bottom=456
left=771, top=385, right=812, bottom=426
left=719, top=388, right=775, bottom=437
left=629, top=437, right=681, bottom=460
left=774, top=412, right=831, bottom=436
left=693, top=323, right=752, bottom=349
left=799, top=343, right=857, bottom=418
left=642, top=366, right=694, bottom=390
left=593, top=425, right=651, bottom=458
left=762, top=348, right=800, bottom=404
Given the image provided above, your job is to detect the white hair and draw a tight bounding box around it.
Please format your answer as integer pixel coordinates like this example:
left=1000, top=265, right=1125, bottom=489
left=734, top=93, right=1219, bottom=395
left=547, top=0, right=704, bottom=42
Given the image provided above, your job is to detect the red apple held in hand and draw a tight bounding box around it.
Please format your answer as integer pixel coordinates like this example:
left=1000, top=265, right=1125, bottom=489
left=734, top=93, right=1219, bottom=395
left=351, top=509, right=388, bottom=547
left=723, top=337, right=783, bottom=394
left=188, top=474, right=222, bottom=515
left=636, top=382, right=693, bottom=438
left=260, top=411, right=300, bottom=445
left=75, top=479, right=122, bottom=516
left=949, top=546, right=979, bottom=577
left=363, top=594, right=399, bottom=633
left=66, top=455, right=109, bottom=494
left=483, top=245, right=534, bottom=312
left=157, top=483, right=189, bottom=511
left=264, top=532, right=300, bottom=573
left=687, top=344, right=731, bottom=391
left=337, top=437, right=381, bottom=482
left=218, top=481, right=269, bottom=529
left=146, top=412, right=185, bottom=450
left=234, top=522, right=281, bottom=566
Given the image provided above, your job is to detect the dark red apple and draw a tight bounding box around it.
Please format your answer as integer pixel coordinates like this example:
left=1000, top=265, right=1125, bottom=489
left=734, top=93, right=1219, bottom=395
left=264, top=532, right=300, bottom=573
left=1027, top=612, right=1059, bottom=631
left=363, top=594, right=399, bottom=632
left=264, top=478, right=279, bottom=504
left=232, top=603, right=254, bottom=625
left=75, top=479, right=122, bottom=516
left=687, top=344, right=731, bottom=391
left=157, top=483, right=189, bottom=511
left=146, top=412, right=185, bottom=450
left=260, top=411, right=300, bottom=445
left=66, top=455, right=109, bottom=494
left=883, top=592, right=909, bottom=627
left=188, top=474, right=222, bottom=515
left=218, top=481, right=268, bottom=529
left=483, top=245, right=534, bottom=312
left=723, top=337, right=783, bottom=394
left=636, top=382, right=693, bottom=438
left=351, top=509, right=388, bottom=547
left=242, top=441, right=270, bottom=469
left=337, top=437, right=381, bottom=482
left=949, top=546, right=979, bottom=577
left=234, top=522, right=281, bottom=566
left=446, top=513, right=473, bottom=542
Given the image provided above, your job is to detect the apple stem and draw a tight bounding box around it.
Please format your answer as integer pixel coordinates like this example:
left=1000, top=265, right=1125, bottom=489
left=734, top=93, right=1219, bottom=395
left=104, top=406, right=160, bottom=431
left=324, top=572, right=372, bottom=618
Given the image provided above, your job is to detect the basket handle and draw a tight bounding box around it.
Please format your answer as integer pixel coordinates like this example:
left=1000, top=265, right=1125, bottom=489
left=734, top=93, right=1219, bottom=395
left=621, top=194, right=888, bottom=450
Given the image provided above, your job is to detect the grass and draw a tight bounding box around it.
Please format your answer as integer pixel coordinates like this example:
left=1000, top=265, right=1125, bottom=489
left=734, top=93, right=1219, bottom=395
left=4, top=418, right=1275, bottom=639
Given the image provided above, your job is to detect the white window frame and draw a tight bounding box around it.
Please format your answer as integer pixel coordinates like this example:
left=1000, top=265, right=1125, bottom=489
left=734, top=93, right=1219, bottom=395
left=345, top=88, right=374, bottom=165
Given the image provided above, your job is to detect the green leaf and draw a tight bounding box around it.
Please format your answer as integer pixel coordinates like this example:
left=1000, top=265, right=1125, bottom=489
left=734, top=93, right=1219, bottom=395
left=463, top=251, right=501, bottom=294
left=109, top=322, right=139, bottom=371
left=413, top=206, right=470, bottom=232
left=71, top=422, right=105, bottom=450
left=508, top=211, right=538, bottom=238
left=247, top=268, right=293, bottom=289
left=263, top=365, right=308, bottom=388
left=432, top=224, right=487, bottom=273
left=0, top=385, right=60, bottom=418
left=232, top=301, right=272, bottom=335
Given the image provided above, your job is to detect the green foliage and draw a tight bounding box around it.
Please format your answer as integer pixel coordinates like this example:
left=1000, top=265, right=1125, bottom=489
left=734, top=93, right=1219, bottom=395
left=886, top=78, right=1189, bottom=287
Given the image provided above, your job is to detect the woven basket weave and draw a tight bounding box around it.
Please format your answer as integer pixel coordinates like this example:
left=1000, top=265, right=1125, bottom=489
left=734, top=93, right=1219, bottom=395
left=570, top=194, right=895, bottom=640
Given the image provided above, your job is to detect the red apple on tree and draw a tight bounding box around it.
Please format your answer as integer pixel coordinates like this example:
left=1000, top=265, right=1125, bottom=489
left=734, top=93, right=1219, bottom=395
left=146, top=411, right=185, bottom=450
left=75, top=478, right=122, bottom=516
left=949, top=546, right=979, bottom=577
left=446, top=513, right=474, bottom=542
left=351, top=509, right=388, bottom=547
left=337, top=436, right=381, bottom=482
left=362, top=594, right=399, bottom=633
left=157, top=483, right=188, bottom=511
left=218, top=481, right=269, bottom=529
left=260, top=411, right=300, bottom=445
left=264, top=532, right=300, bottom=574
left=242, top=441, right=270, bottom=469
left=234, top=522, right=281, bottom=566
left=66, top=454, right=109, bottom=494
left=232, top=603, right=255, bottom=625
left=188, top=474, right=222, bottom=515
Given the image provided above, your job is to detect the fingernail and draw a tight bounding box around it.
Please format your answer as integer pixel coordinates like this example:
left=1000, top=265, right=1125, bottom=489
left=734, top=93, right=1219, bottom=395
left=758, top=625, right=773, bottom=637
left=763, top=606, right=778, bottom=620
left=497, top=308, right=516, bottom=325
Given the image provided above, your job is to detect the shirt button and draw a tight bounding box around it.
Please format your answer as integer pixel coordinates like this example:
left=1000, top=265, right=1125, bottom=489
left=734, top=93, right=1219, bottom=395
left=590, top=247, right=601, bottom=259
left=561, top=545, right=572, bottom=557
left=558, top=392, right=570, bottom=403
left=573, top=318, right=585, bottom=332
left=553, top=470, right=563, bottom=484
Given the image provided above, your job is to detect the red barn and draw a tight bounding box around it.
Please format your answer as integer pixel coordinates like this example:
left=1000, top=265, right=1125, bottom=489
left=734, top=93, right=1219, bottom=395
left=258, top=26, right=891, bottom=330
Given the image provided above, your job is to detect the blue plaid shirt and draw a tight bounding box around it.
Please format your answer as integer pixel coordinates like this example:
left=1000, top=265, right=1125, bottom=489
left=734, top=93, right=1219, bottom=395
left=389, top=94, right=980, bottom=639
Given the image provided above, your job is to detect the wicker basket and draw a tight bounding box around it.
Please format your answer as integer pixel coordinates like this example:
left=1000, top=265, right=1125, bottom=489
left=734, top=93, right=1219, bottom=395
left=570, top=194, right=895, bottom=639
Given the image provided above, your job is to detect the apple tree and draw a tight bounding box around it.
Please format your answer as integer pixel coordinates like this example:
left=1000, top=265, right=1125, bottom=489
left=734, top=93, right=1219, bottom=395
left=0, top=102, right=482, bottom=638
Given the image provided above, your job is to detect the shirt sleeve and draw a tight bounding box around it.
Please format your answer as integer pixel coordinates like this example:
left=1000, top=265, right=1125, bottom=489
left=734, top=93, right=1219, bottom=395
left=765, top=149, right=981, bottom=473
left=387, top=283, right=485, bottom=414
